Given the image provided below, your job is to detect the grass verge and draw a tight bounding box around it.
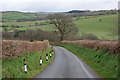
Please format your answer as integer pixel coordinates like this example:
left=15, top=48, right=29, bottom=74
left=2, top=46, right=55, bottom=78
left=59, top=44, right=118, bottom=78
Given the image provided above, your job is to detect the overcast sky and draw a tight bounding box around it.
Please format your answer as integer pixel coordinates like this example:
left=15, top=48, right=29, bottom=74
left=0, top=0, right=119, bottom=12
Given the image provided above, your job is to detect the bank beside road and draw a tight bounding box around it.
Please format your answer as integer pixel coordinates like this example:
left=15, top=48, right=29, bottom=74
left=59, top=44, right=118, bottom=78
left=2, top=40, right=55, bottom=78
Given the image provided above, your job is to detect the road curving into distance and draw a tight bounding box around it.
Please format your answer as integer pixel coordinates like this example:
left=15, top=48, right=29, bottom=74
left=35, top=46, right=101, bottom=78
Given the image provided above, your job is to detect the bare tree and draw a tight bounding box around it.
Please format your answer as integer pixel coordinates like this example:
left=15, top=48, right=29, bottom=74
left=47, top=13, right=76, bottom=41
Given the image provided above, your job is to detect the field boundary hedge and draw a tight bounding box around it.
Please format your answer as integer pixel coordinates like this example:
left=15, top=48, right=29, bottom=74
left=61, top=40, right=120, bottom=54
left=2, top=40, right=49, bottom=59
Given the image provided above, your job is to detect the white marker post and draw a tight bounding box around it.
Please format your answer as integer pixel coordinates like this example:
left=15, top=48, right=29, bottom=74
left=50, top=51, right=52, bottom=58
left=52, top=49, right=54, bottom=54
left=24, top=59, right=27, bottom=73
left=46, top=53, right=48, bottom=61
left=40, top=56, right=42, bottom=65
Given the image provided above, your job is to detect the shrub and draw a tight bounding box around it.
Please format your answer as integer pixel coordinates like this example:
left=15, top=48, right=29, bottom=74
left=80, top=32, right=99, bottom=40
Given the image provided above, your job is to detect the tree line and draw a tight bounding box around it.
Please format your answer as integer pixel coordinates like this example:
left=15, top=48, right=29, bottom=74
left=67, top=9, right=117, bottom=17
left=16, top=17, right=47, bottom=22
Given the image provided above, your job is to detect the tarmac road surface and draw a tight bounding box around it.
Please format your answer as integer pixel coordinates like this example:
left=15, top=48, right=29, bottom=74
left=35, top=46, right=100, bottom=78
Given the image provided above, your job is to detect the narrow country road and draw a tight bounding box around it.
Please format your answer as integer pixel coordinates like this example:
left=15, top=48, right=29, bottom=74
left=35, top=46, right=100, bottom=78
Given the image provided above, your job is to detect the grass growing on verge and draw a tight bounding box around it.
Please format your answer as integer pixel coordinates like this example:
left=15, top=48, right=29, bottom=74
left=2, top=46, right=55, bottom=78
left=59, top=44, right=118, bottom=78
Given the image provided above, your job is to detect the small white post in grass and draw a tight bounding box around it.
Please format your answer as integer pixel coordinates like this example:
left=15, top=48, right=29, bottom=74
left=46, top=53, right=48, bottom=61
left=40, top=56, right=42, bottom=65
left=52, top=49, right=54, bottom=54
left=24, top=59, right=27, bottom=73
left=50, top=51, right=52, bottom=58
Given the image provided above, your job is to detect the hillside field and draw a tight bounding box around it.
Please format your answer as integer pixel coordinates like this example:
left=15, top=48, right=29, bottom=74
left=2, top=11, right=47, bottom=20
left=1, top=11, right=118, bottom=40
left=75, top=14, right=118, bottom=40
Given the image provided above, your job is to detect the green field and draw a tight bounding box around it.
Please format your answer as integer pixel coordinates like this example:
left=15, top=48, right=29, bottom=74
left=2, top=11, right=47, bottom=20
left=2, top=11, right=118, bottom=40
left=2, top=46, right=55, bottom=78
left=75, top=14, right=118, bottom=40
left=59, top=44, right=118, bottom=78
left=2, top=20, right=57, bottom=32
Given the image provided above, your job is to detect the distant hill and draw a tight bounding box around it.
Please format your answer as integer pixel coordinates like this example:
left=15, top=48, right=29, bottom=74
left=2, top=11, right=48, bottom=20
left=67, top=10, right=88, bottom=13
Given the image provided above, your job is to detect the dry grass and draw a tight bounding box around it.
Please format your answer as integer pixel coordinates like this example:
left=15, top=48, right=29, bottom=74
left=2, top=40, right=49, bottom=59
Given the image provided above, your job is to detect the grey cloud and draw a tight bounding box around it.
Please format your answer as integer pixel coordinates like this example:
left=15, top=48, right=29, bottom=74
left=1, top=0, right=119, bottom=12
